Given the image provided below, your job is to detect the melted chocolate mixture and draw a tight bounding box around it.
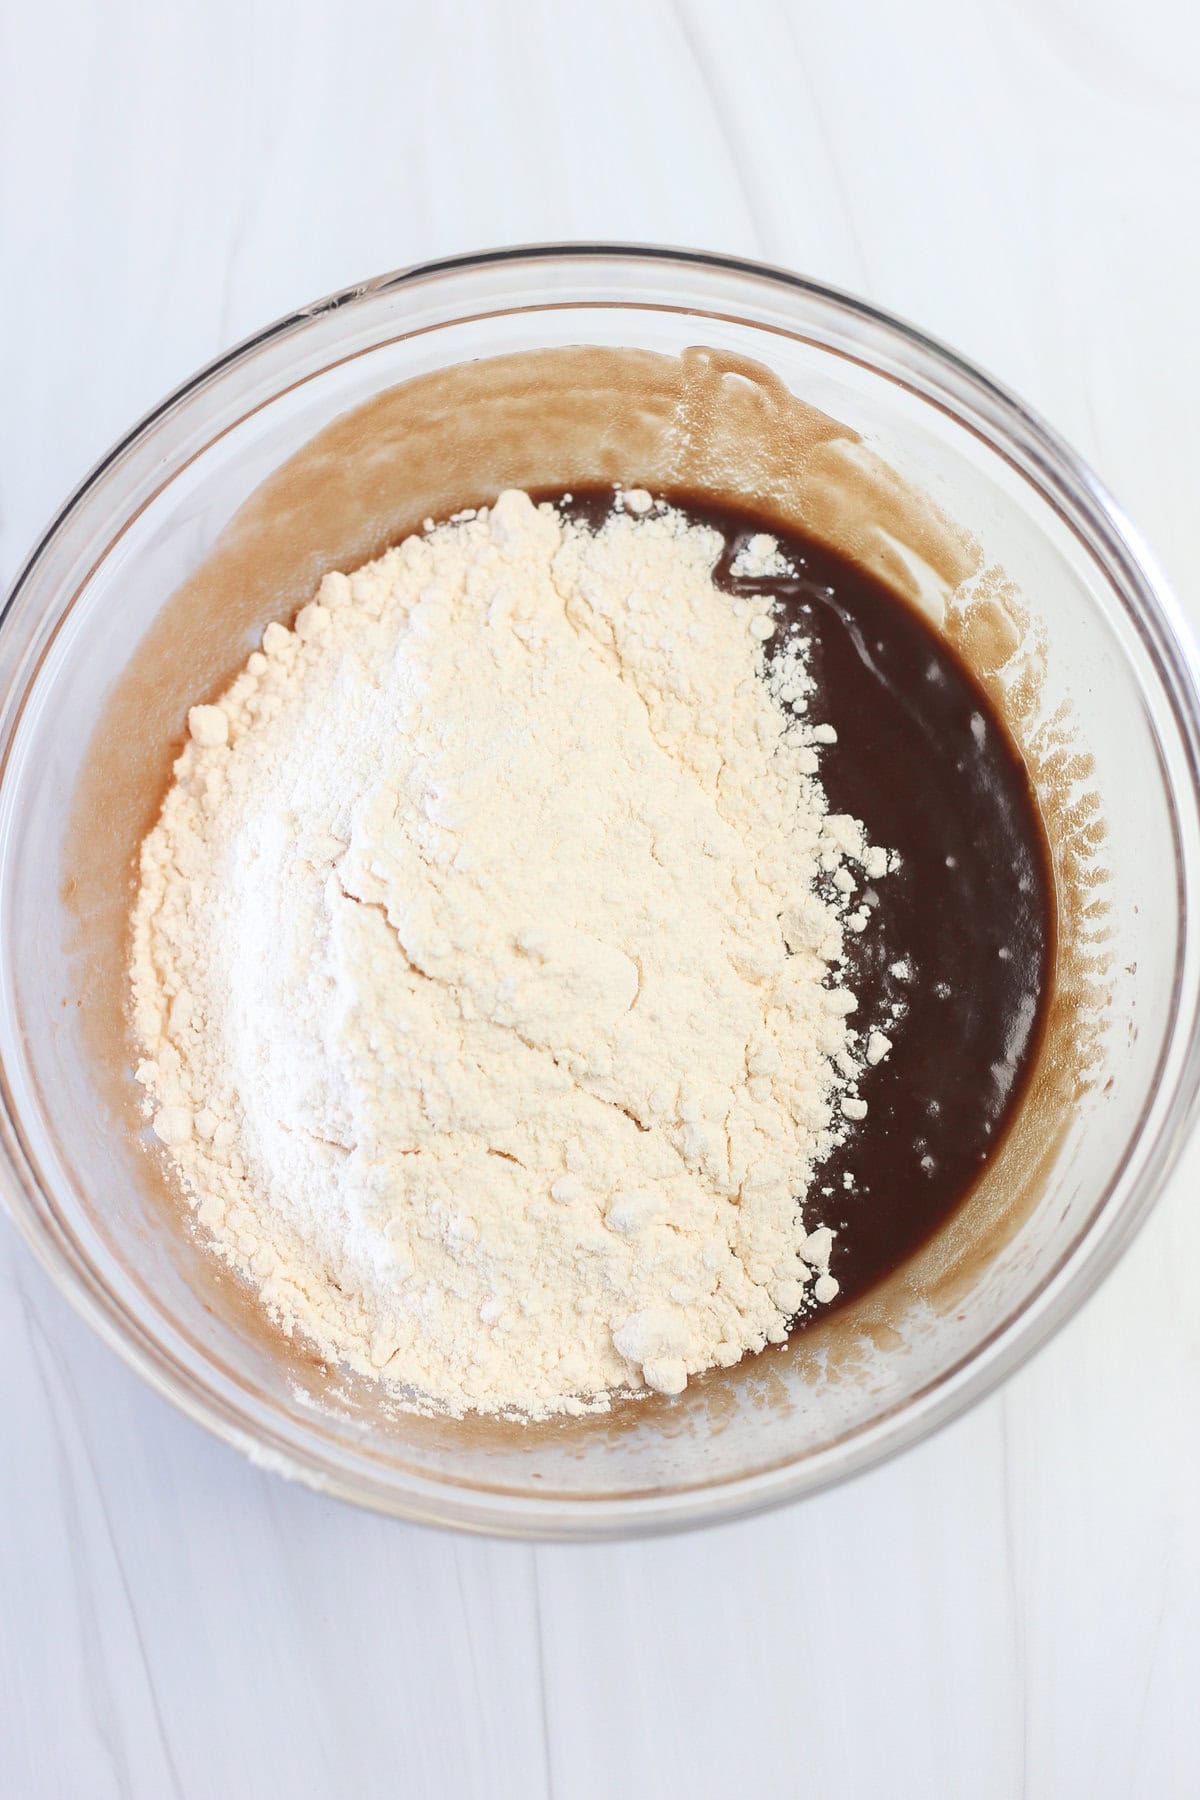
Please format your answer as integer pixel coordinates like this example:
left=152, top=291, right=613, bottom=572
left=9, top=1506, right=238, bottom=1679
left=548, top=489, right=1055, bottom=1317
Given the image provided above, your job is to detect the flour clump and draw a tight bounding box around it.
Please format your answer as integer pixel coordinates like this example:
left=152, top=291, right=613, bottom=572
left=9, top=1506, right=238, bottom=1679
left=130, top=491, right=889, bottom=1417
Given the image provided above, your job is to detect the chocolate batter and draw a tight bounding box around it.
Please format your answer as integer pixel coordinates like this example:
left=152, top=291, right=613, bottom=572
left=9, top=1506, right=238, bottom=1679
left=550, top=489, right=1056, bottom=1317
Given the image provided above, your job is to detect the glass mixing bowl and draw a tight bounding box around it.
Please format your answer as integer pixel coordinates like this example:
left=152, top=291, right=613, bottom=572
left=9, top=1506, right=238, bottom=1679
left=2, top=245, right=1199, bottom=1537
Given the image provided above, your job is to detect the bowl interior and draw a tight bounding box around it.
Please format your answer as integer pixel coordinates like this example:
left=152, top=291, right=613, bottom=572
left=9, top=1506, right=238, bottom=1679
left=1, top=255, right=1197, bottom=1533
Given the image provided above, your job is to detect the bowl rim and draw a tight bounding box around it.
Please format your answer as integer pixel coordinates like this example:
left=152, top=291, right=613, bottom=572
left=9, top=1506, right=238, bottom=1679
left=3, top=240, right=1200, bottom=1538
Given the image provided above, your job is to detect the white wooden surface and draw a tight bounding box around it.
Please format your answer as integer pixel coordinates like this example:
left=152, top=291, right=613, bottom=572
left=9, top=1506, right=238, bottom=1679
left=2, top=3, right=1199, bottom=1794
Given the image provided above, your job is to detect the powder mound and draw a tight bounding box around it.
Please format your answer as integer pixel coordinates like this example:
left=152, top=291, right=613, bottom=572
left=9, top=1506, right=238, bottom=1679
left=130, top=491, right=889, bottom=1418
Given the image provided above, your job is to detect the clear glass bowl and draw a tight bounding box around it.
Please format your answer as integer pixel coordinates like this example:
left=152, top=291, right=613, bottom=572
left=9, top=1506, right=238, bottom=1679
left=2, top=245, right=1199, bottom=1538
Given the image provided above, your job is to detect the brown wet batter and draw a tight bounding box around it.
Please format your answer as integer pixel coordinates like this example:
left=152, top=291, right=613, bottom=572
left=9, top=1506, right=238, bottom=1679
left=547, top=488, right=1056, bottom=1319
